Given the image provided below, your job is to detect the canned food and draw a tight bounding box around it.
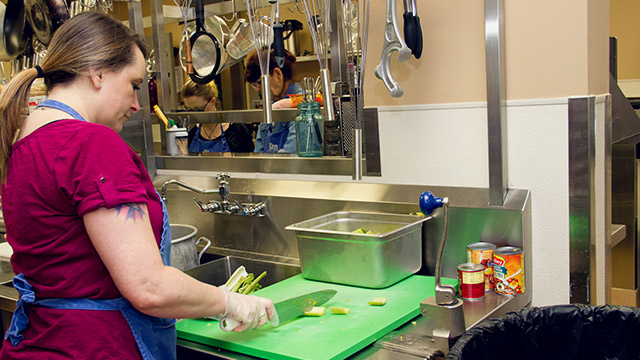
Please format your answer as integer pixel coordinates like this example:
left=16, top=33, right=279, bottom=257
left=493, top=246, right=524, bottom=296
left=467, top=242, right=496, bottom=292
left=457, top=262, right=485, bottom=300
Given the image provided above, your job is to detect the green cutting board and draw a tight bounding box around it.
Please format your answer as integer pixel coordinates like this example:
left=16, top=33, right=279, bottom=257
left=177, top=274, right=457, bottom=360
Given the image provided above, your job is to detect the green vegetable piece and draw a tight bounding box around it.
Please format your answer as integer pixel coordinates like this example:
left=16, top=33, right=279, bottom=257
left=236, top=274, right=254, bottom=294
left=303, top=307, right=326, bottom=316
left=241, top=271, right=267, bottom=295
left=330, top=307, right=350, bottom=315
left=352, top=228, right=367, bottom=234
left=224, top=266, right=248, bottom=291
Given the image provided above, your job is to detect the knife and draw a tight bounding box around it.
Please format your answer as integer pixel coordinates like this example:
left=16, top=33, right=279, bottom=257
left=220, top=289, right=337, bottom=331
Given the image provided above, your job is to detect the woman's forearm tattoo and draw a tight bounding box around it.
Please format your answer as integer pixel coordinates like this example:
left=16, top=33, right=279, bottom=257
left=114, top=203, right=146, bottom=222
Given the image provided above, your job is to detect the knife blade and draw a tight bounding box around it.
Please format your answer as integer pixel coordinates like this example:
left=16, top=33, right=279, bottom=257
left=274, top=289, right=336, bottom=324
left=220, top=289, right=337, bottom=331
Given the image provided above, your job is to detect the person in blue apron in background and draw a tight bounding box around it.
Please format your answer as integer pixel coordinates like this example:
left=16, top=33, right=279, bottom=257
left=181, top=79, right=254, bottom=153
left=245, top=49, right=301, bottom=154
left=0, top=12, right=276, bottom=360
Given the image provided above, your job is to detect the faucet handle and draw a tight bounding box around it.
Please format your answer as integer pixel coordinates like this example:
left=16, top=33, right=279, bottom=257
left=193, top=197, right=222, bottom=212
left=216, top=173, right=231, bottom=181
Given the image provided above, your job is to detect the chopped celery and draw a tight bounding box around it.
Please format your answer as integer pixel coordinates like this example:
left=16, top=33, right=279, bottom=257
left=330, top=307, right=351, bottom=315
left=303, top=307, right=326, bottom=316
left=241, top=271, right=267, bottom=295
left=367, top=297, right=387, bottom=306
left=222, top=266, right=266, bottom=295
left=224, top=266, right=248, bottom=291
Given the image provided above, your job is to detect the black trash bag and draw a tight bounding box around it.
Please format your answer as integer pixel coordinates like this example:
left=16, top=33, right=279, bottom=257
left=447, top=304, right=640, bottom=360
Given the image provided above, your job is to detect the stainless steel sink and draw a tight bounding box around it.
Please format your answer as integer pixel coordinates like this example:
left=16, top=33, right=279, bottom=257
left=183, top=255, right=301, bottom=288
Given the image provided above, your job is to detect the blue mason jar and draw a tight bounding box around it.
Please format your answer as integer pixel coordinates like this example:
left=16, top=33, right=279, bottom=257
left=295, top=101, right=324, bottom=157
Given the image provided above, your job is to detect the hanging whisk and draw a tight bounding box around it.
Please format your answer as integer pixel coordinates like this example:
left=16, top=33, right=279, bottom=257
left=173, top=0, right=193, bottom=74
left=246, top=0, right=275, bottom=124
left=341, top=0, right=370, bottom=180
left=299, top=0, right=334, bottom=122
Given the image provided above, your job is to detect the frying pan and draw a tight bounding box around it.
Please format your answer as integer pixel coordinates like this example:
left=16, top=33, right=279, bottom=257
left=0, top=0, right=31, bottom=61
left=188, top=0, right=221, bottom=84
left=25, top=0, right=69, bottom=46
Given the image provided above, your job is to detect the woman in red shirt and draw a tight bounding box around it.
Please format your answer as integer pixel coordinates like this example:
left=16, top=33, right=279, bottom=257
left=0, top=12, right=276, bottom=360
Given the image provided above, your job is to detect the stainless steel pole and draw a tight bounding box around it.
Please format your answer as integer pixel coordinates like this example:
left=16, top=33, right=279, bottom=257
left=485, top=0, right=507, bottom=206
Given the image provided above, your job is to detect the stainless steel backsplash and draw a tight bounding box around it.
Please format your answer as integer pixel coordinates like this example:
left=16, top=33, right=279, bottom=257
left=154, top=175, right=530, bottom=287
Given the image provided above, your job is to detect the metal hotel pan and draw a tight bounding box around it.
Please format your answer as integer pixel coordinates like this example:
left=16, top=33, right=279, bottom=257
left=286, top=211, right=430, bottom=288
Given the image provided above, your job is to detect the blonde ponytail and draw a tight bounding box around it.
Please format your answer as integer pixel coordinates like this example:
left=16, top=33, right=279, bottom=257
left=0, top=68, right=40, bottom=183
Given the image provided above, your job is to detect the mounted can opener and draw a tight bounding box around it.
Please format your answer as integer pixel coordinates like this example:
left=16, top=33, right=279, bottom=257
left=374, top=0, right=411, bottom=98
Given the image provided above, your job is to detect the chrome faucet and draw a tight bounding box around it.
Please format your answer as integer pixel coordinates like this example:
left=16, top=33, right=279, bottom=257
left=160, top=179, right=220, bottom=202
left=216, top=173, right=231, bottom=203
left=161, top=175, right=267, bottom=217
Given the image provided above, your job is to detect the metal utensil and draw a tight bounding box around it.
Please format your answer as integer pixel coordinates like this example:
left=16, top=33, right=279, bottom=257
left=173, top=0, right=193, bottom=74
left=0, top=63, right=7, bottom=85
left=374, top=0, right=411, bottom=98
left=220, top=289, right=337, bottom=331
left=302, top=76, right=314, bottom=103
left=299, top=0, right=334, bottom=122
left=32, top=38, right=46, bottom=66
left=246, top=0, right=274, bottom=124
left=270, top=0, right=285, bottom=69
left=341, top=0, right=370, bottom=180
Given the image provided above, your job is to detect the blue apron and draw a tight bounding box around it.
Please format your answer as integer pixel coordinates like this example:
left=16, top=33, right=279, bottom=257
left=256, top=122, right=290, bottom=153
left=5, top=100, right=177, bottom=360
left=254, top=82, right=301, bottom=154
left=188, top=124, right=230, bottom=153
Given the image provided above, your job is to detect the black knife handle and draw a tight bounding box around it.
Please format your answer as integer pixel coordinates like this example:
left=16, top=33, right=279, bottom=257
left=273, top=23, right=285, bottom=69
left=403, top=11, right=416, bottom=55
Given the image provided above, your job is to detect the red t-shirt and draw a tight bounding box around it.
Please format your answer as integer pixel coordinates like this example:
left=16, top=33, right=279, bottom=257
left=0, top=120, right=164, bottom=359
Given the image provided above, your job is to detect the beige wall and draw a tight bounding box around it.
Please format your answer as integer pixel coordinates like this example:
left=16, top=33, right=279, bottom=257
left=589, top=0, right=611, bottom=94
left=366, top=0, right=610, bottom=107
left=610, top=0, right=640, bottom=80
left=113, top=0, right=610, bottom=106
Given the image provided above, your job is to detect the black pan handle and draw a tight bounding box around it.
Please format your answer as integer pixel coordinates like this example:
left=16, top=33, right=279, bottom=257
left=403, top=11, right=417, bottom=55
left=195, top=0, right=205, bottom=31
left=273, top=22, right=285, bottom=69
left=413, top=16, right=423, bottom=59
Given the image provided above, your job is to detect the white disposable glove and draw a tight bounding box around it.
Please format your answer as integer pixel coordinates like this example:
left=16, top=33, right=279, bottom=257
left=218, top=286, right=279, bottom=332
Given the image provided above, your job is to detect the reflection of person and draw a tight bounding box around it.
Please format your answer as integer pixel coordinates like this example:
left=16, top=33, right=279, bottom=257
left=245, top=49, right=301, bottom=153
left=181, top=79, right=254, bottom=153
left=0, top=12, right=275, bottom=359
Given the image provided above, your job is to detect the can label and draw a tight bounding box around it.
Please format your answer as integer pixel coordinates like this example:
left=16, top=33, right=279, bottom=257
left=493, top=247, right=525, bottom=296
left=457, top=263, right=485, bottom=300
left=467, top=242, right=496, bottom=292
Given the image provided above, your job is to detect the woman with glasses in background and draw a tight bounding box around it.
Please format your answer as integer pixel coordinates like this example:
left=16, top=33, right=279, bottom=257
left=245, top=49, right=300, bottom=154
left=181, top=79, right=254, bottom=153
